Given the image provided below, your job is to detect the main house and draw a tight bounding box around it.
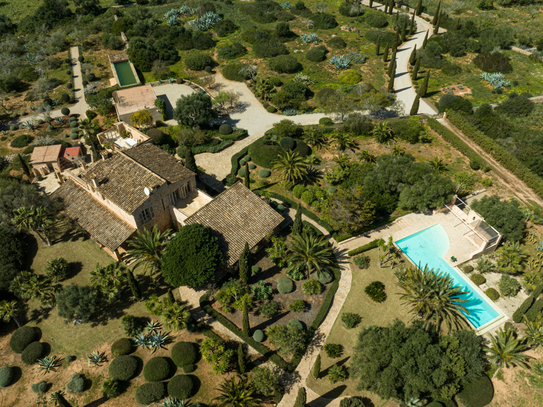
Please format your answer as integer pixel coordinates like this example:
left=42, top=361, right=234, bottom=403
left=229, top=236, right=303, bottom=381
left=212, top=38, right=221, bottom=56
left=52, top=143, right=283, bottom=264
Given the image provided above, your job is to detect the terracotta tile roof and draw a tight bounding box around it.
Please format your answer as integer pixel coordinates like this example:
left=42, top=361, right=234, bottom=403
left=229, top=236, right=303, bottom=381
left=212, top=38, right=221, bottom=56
left=184, top=183, right=284, bottom=265
left=123, top=143, right=195, bottom=183
left=30, top=145, right=62, bottom=164
left=51, top=180, right=136, bottom=251
left=80, top=150, right=165, bottom=214
left=62, top=147, right=81, bottom=158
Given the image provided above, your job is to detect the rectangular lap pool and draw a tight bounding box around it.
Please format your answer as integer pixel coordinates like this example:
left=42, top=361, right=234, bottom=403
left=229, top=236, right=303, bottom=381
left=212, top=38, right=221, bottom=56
left=396, top=224, right=501, bottom=329
left=114, top=62, right=138, bottom=87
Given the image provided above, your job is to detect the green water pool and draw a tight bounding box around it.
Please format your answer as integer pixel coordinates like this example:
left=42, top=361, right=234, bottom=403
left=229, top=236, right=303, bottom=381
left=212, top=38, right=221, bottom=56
left=114, top=62, right=138, bottom=87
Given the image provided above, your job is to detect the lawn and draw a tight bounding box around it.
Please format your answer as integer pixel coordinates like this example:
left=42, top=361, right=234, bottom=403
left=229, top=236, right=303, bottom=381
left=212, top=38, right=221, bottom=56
left=306, top=248, right=411, bottom=403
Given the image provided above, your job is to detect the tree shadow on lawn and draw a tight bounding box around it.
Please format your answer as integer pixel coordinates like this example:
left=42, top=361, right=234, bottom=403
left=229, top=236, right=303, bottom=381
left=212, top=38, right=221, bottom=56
left=252, top=311, right=291, bottom=332
left=320, top=356, right=350, bottom=378
left=308, top=385, right=347, bottom=405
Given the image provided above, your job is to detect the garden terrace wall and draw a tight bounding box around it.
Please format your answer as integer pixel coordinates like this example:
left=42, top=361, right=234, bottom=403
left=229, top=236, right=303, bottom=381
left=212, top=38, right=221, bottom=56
left=336, top=216, right=399, bottom=242
left=446, top=112, right=543, bottom=199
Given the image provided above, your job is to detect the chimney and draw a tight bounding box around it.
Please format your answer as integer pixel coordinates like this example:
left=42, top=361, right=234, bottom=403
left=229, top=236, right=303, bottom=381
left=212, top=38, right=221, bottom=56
left=91, top=178, right=99, bottom=188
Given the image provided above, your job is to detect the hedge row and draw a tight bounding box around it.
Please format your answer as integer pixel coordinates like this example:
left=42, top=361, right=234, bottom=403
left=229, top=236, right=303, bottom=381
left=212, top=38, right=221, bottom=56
left=336, top=216, right=399, bottom=242
left=67, top=48, right=75, bottom=101
left=446, top=112, right=543, bottom=199
left=512, top=282, right=543, bottom=322
left=219, top=129, right=248, bottom=141
left=427, top=118, right=488, bottom=170
left=229, top=146, right=250, bottom=178
left=347, top=239, right=385, bottom=257
left=192, top=140, right=234, bottom=155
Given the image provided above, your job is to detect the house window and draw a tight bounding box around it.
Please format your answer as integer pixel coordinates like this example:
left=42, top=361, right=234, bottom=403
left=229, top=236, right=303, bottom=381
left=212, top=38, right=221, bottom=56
left=169, top=190, right=179, bottom=206
left=181, top=183, right=190, bottom=198
left=139, top=207, right=155, bottom=224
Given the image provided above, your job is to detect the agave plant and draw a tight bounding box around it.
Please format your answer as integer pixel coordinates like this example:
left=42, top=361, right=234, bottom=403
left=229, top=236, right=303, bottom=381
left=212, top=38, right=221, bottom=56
left=36, top=356, right=61, bottom=374
left=160, top=397, right=189, bottom=407
left=48, top=391, right=64, bottom=406
left=133, top=332, right=152, bottom=349
left=148, top=331, right=170, bottom=353
left=480, top=72, right=510, bottom=89
left=145, top=320, right=162, bottom=334
left=23, top=120, right=38, bottom=130
left=54, top=117, right=64, bottom=125
left=329, top=55, right=351, bottom=69
left=190, top=11, right=222, bottom=31
left=36, top=395, right=47, bottom=407
left=87, top=351, right=107, bottom=367
left=301, top=33, right=321, bottom=44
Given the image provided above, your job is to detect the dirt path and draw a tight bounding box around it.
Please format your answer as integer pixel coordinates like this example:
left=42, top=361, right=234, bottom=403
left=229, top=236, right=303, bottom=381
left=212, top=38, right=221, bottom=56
left=437, top=117, right=543, bottom=206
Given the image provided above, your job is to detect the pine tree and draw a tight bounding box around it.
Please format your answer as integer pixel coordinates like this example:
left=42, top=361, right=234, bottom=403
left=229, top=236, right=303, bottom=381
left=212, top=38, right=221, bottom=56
left=419, top=69, right=430, bottom=97
left=239, top=242, right=250, bottom=284
left=294, top=387, right=307, bottom=407
left=126, top=269, right=142, bottom=301
left=432, top=1, right=441, bottom=25
left=238, top=343, right=245, bottom=374
left=244, top=162, right=250, bottom=189
left=412, top=56, right=421, bottom=80
left=242, top=301, right=250, bottom=336
left=401, top=18, right=407, bottom=42
left=383, top=42, right=390, bottom=62
left=312, top=354, right=321, bottom=379
left=422, top=31, right=429, bottom=48
left=387, top=62, right=396, bottom=92
left=416, top=0, right=423, bottom=16
left=292, top=203, right=303, bottom=236
left=434, top=12, right=442, bottom=34
left=17, top=154, right=31, bottom=177
left=185, top=148, right=197, bottom=174
left=376, top=36, right=381, bottom=56
left=410, top=12, right=416, bottom=35
left=410, top=95, right=420, bottom=116
left=409, top=44, right=417, bottom=65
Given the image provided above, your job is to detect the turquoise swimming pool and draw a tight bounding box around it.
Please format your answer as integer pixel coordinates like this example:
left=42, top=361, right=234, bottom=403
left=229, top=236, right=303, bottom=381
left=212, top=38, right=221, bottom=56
left=396, top=224, right=500, bottom=329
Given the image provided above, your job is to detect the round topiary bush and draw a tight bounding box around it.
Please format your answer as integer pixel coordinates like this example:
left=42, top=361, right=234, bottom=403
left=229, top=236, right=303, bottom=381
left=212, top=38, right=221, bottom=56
left=239, top=160, right=246, bottom=167
left=143, top=357, right=170, bottom=382
left=338, top=69, right=362, bottom=85
left=70, top=121, right=79, bottom=128
left=249, top=163, right=256, bottom=169
left=69, top=115, right=77, bottom=121
left=10, top=326, right=36, bottom=353
left=259, top=169, right=271, bottom=178
left=0, top=366, right=13, bottom=388
left=485, top=288, right=500, bottom=301
left=317, top=269, right=334, bottom=285
left=9, top=125, right=17, bottom=131
left=219, top=124, right=233, bottom=135
left=21, top=342, right=45, bottom=365
left=279, top=136, right=295, bottom=151
left=267, top=105, right=277, bottom=113
left=135, top=382, right=165, bottom=405
left=253, top=330, right=265, bottom=342
left=65, top=355, right=76, bottom=363
left=70, top=133, right=79, bottom=140
left=365, top=12, right=388, bottom=28
left=61, top=107, right=70, bottom=116
left=251, top=265, right=261, bottom=275
left=269, top=55, right=302, bottom=74
left=183, top=364, right=196, bottom=373
left=238, top=168, right=246, bottom=177
left=109, top=355, right=138, bottom=381
left=288, top=320, right=303, bottom=331
left=31, top=381, right=49, bottom=393
left=319, top=117, right=334, bottom=126
left=244, top=155, right=251, bottom=161
left=71, top=127, right=79, bottom=133
left=111, top=338, right=132, bottom=357
left=458, top=375, right=494, bottom=407
left=471, top=273, right=486, bottom=285
left=328, top=36, right=347, bottom=49
left=66, top=374, right=85, bottom=393
left=277, top=276, right=294, bottom=294
left=171, top=342, right=198, bottom=368
left=462, top=265, right=474, bottom=273
left=66, top=83, right=73, bottom=89
left=47, top=125, right=54, bottom=131
left=167, top=374, right=194, bottom=399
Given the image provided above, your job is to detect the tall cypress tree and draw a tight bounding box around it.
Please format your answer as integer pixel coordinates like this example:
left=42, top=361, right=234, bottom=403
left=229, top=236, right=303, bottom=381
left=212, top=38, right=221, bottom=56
left=387, top=61, right=396, bottom=92
left=312, top=354, right=321, bottom=379
left=383, top=42, right=390, bottom=62
left=410, top=95, right=420, bottom=116
left=242, top=301, right=250, bottom=336
left=292, top=203, right=303, bottom=236
left=455, top=17, right=461, bottom=30
left=294, top=387, right=307, bottom=407
left=389, top=0, right=394, bottom=14
left=419, top=69, right=430, bottom=97
left=410, top=11, right=416, bottom=35
left=369, top=0, right=373, bottom=7
left=244, top=162, right=250, bottom=189
left=416, top=0, right=423, bottom=15
left=388, top=49, right=397, bottom=77
left=376, top=35, right=381, bottom=56
left=392, top=31, right=399, bottom=50
left=17, top=154, right=31, bottom=177
left=238, top=343, right=245, bottom=374
left=126, top=269, right=142, bottom=301
left=422, top=31, right=429, bottom=48
left=434, top=12, right=442, bottom=34
left=185, top=148, right=197, bottom=174
left=401, top=18, right=407, bottom=42
left=384, top=0, right=388, bottom=14
left=409, top=45, right=417, bottom=65
left=239, top=242, right=250, bottom=284
left=412, top=56, right=421, bottom=80
left=432, top=1, right=441, bottom=25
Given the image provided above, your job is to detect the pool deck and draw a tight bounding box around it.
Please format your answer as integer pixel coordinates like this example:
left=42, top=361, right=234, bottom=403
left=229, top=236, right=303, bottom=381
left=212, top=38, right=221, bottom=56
left=340, top=210, right=508, bottom=334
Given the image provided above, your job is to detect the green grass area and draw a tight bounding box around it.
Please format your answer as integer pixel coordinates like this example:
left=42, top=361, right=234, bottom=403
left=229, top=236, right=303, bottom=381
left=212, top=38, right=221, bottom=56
left=306, top=248, right=410, bottom=401
left=0, top=0, right=118, bottom=22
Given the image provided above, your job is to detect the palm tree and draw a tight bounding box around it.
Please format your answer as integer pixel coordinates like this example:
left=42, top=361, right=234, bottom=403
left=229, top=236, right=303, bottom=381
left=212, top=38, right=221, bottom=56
left=497, top=242, right=527, bottom=274
left=485, top=325, right=531, bottom=368
left=332, top=133, right=358, bottom=152
left=213, top=376, right=261, bottom=407
left=428, top=157, right=446, bottom=173
left=475, top=256, right=496, bottom=274
left=302, top=129, right=328, bottom=151
left=162, top=299, right=191, bottom=331
left=288, top=233, right=334, bottom=280
left=127, top=225, right=171, bottom=276
left=12, top=206, right=54, bottom=246
left=9, top=271, right=57, bottom=307
left=89, top=262, right=126, bottom=302
left=357, top=149, right=376, bottom=163
left=333, top=153, right=351, bottom=170
left=371, top=121, right=394, bottom=145
left=397, top=265, right=469, bottom=333
left=0, top=300, right=21, bottom=327
left=273, top=151, right=309, bottom=183
left=253, top=78, right=275, bottom=100
left=523, top=314, right=543, bottom=348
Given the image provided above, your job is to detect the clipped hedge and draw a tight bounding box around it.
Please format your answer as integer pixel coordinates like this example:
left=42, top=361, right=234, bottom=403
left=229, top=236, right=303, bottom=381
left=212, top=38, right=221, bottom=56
left=277, top=276, right=294, bottom=294
left=458, top=375, right=494, bottom=407
left=168, top=374, right=194, bottom=399
left=446, top=112, right=543, bottom=200
left=135, top=382, right=165, bottom=405
left=525, top=297, right=543, bottom=322
left=10, top=326, right=37, bottom=353
left=21, top=342, right=45, bottom=365
left=171, top=342, right=198, bottom=367
left=111, top=338, right=132, bottom=357
left=253, top=330, right=264, bottom=342
left=485, top=288, right=500, bottom=301
left=259, top=169, right=271, bottom=178
left=229, top=146, right=250, bottom=179
left=513, top=294, right=535, bottom=323
left=347, top=239, right=385, bottom=257
left=470, top=273, right=486, bottom=285
left=143, top=357, right=170, bottom=382
left=109, top=355, right=138, bottom=381
left=0, top=366, right=13, bottom=388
